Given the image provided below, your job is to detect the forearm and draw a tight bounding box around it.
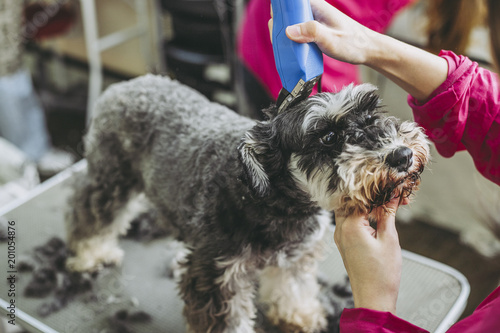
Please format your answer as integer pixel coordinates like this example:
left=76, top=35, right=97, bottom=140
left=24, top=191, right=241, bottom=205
left=364, top=31, right=449, bottom=102
left=285, top=1, right=449, bottom=102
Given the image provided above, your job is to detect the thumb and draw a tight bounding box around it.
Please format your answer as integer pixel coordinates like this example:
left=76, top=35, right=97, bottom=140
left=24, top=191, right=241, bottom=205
left=384, top=198, right=400, bottom=215
left=286, top=20, right=323, bottom=44
left=376, top=198, right=399, bottom=238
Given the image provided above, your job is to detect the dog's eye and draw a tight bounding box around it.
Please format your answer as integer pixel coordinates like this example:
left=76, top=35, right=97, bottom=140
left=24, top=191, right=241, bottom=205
left=320, top=132, right=336, bottom=146
left=364, top=114, right=374, bottom=124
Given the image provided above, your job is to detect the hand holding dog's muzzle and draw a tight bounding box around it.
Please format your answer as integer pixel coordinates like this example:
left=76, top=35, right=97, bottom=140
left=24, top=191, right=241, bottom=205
left=334, top=198, right=402, bottom=314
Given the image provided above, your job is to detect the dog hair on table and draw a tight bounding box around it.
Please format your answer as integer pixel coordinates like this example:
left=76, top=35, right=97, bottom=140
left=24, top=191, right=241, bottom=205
left=66, top=75, right=429, bottom=333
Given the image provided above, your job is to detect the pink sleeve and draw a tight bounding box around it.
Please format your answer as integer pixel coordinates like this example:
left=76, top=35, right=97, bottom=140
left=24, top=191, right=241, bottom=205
left=446, top=286, right=500, bottom=332
left=340, top=308, right=429, bottom=333
left=340, top=287, right=500, bottom=332
left=408, top=50, right=500, bottom=185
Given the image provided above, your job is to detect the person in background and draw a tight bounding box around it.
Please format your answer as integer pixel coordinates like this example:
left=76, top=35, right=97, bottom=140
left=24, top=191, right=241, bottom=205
left=0, top=0, right=75, bottom=178
left=277, top=0, right=499, bottom=331
left=426, top=0, right=486, bottom=55
left=236, top=0, right=415, bottom=119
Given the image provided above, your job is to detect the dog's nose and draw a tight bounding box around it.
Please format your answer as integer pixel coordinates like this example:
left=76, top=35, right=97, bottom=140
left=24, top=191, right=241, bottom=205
left=386, top=147, right=413, bottom=171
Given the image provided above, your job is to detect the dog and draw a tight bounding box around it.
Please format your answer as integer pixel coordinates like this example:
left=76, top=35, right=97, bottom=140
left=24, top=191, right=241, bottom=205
left=66, top=75, right=429, bottom=333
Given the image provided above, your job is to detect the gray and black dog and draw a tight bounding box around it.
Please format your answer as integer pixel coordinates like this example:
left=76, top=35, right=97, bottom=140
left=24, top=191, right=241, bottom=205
left=66, top=75, right=429, bottom=333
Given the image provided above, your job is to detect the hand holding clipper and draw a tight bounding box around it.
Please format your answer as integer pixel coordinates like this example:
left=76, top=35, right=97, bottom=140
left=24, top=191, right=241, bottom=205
left=271, top=0, right=324, bottom=112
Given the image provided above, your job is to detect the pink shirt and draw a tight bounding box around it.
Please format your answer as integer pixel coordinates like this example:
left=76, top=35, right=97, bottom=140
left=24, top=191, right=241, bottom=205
left=340, top=286, right=500, bottom=332
left=237, top=0, right=414, bottom=98
left=408, top=51, right=500, bottom=185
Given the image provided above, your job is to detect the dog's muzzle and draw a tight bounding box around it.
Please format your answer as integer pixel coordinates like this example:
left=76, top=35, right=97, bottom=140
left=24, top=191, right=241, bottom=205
left=370, top=146, right=424, bottom=210
left=385, top=146, right=413, bottom=172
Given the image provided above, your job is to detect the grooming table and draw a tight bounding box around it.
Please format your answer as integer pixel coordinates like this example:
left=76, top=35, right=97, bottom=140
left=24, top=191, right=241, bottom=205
left=0, top=160, right=469, bottom=333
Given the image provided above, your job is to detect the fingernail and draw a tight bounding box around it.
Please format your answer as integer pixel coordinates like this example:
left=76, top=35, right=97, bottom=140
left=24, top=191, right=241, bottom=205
left=286, top=25, right=301, bottom=38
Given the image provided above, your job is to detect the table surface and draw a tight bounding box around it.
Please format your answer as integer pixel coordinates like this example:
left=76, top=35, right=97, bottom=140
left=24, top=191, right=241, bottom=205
left=0, top=160, right=469, bottom=333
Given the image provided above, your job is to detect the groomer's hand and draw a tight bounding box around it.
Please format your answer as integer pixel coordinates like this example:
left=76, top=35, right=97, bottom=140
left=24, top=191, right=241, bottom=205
left=280, top=0, right=448, bottom=102
left=268, top=0, right=379, bottom=65
left=283, top=0, right=376, bottom=65
left=334, top=199, right=402, bottom=314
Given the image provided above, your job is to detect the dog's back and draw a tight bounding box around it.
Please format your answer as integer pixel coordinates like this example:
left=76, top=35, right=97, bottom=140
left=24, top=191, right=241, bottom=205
left=78, top=75, right=256, bottom=242
left=86, top=75, right=253, bottom=158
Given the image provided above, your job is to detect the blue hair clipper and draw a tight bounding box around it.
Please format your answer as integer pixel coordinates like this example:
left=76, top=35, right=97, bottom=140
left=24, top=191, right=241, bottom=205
left=271, top=0, right=324, bottom=113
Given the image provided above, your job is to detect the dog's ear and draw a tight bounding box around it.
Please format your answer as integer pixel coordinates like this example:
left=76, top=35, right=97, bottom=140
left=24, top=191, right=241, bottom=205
left=238, top=123, right=274, bottom=197
left=352, top=83, right=381, bottom=112
left=262, top=104, right=279, bottom=120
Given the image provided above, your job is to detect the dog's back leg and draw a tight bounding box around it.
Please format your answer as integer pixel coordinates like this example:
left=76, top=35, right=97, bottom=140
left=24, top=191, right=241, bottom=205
left=66, top=134, right=146, bottom=272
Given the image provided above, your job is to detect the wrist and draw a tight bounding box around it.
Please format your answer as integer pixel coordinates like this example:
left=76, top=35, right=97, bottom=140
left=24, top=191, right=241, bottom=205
left=351, top=278, right=400, bottom=315
left=363, top=31, right=397, bottom=70
left=354, top=294, right=398, bottom=315
left=361, top=32, right=448, bottom=101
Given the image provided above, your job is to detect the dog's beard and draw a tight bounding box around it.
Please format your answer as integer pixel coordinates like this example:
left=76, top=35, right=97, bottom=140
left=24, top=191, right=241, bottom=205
left=289, top=139, right=428, bottom=217
left=368, top=121, right=430, bottom=210
left=369, top=169, right=422, bottom=209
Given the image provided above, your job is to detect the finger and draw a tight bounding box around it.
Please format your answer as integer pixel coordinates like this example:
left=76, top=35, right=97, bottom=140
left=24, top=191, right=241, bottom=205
left=384, top=197, right=399, bottom=215
left=333, top=225, right=341, bottom=247
left=333, top=212, right=354, bottom=230
left=268, top=18, right=273, bottom=43
left=372, top=197, right=399, bottom=219
left=377, top=212, right=396, bottom=234
left=309, top=0, right=345, bottom=27
left=376, top=199, right=399, bottom=238
left=310, top=0, right=331, bottom=14
left=285, top=20, right=322, bottom=43
left=333, top=214, right=350, bottom=247
left=312, top=0, right=332, bottom=10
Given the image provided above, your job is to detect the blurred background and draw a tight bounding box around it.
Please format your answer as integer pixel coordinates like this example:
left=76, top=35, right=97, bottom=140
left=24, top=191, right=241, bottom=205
left=0, top=0, right=499, bottom=327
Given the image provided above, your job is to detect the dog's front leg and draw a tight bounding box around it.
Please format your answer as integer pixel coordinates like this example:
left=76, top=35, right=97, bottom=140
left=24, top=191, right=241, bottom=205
left=259, top=254, right=327, bottom=333
left=179, top=246, right=257, bottom=333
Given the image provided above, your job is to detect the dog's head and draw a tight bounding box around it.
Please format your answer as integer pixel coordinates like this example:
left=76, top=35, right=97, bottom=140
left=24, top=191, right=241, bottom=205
left=238, top=83, right=430, bottom=217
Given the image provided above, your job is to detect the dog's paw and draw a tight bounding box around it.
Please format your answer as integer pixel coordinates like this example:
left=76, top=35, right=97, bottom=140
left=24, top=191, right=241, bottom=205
left=66, top=247, right=124, bottom=272
left=269, top=299, right=328, bottom=333
left=66, top=256, right=100, bottom=272
left=277, top=315, right=327, bottom=333
left=269, top=301, right=327, bottom=333
left=66, top=235, right=125, bottom=272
